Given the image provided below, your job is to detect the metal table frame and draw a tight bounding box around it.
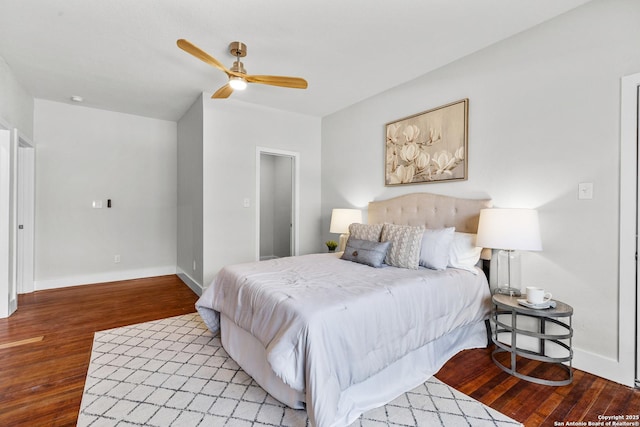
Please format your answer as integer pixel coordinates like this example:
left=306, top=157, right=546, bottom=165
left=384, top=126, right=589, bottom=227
left=490, top=294, right=573, bottom=386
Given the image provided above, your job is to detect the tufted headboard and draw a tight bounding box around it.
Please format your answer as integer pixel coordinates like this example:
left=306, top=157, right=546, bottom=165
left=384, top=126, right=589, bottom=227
left=368, top=192, right=492, bottom=234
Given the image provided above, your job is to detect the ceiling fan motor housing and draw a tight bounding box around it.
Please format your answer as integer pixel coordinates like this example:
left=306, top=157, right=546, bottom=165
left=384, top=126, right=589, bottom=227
left=231, top=60, right=246, bottom=74
left=229, top=41, right=247, bottom=58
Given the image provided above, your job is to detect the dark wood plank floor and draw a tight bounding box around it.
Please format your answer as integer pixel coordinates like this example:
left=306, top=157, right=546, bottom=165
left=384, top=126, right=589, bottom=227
left=0, top=275, right=637, bottom=426
left=0, top=275, right=199, bottom=427
left=436, top=347, right=639, bottom=426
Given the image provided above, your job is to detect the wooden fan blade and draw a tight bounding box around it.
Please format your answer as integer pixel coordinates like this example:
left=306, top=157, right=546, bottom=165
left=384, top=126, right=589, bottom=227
left=177, top=39, right=231, bottom=75
left=245, top=75, right=308, bottom=89
left=212, top=83, right=233, bottom=99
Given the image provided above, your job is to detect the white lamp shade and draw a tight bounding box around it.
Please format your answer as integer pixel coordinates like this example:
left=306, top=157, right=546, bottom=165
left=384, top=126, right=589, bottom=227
left=476, top=208, right=542, bottom=251
left=329, top=208, right=362, bottom=234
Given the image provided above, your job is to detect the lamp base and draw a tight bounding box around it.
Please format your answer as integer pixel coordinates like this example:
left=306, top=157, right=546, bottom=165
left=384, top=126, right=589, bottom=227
left=338, top=233, right=349, bottom=252
left=494, top=286, right=522, bottom=297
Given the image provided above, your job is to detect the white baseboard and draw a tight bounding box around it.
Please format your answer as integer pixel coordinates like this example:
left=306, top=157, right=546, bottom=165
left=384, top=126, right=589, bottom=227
left=176, top=268, right=203, bottom=296
left=572, top=347, right=635, bottom=388
left=33, top=266, right=178, bottom=291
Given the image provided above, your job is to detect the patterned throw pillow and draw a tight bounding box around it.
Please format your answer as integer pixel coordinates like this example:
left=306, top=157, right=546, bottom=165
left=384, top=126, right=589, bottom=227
left=348, top=223, right=384, bottom=242
left=381, top=223, right=425, bottom=269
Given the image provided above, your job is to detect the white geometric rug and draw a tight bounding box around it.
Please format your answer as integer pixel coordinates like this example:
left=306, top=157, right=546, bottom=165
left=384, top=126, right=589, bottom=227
left=78, top=313, right=522, bottom=427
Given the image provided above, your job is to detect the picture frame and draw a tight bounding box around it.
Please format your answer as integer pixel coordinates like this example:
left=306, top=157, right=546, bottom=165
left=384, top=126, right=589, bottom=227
left=385, top=98, right=468, bottom=186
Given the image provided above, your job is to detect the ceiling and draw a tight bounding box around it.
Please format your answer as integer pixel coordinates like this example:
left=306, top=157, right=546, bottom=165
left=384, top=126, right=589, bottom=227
left=0, top=0, right=592, bottom=122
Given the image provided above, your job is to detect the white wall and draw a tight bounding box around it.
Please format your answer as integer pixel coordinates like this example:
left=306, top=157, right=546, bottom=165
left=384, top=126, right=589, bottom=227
left=321, top=0, right=640, bottom=385
left=34, top=99, right=178, bottom=288
left=177, top=95, right=204, bottom=290
left=0, top=56, right=33, bottom=138
left=202, top=98, right=321, bottom=286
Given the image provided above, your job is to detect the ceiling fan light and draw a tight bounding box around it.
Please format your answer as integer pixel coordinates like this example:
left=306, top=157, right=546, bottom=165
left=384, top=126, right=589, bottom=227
left=229, top=76, right=247, bottom=91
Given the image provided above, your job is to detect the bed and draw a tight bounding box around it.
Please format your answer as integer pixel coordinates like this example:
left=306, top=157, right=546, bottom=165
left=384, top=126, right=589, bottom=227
left=196, top=192, right=493, bottom=427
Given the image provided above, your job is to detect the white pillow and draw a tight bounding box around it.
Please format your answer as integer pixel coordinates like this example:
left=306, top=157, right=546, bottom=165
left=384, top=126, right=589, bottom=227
left=419, top=227, right=455, bottom=270
left=448, top=232, right=482, bottom=274
left=381, top=223, right=425, bottom=269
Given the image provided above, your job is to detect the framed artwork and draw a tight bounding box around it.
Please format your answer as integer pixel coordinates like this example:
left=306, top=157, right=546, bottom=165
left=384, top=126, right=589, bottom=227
left=385, top=98, right=468, bottom=186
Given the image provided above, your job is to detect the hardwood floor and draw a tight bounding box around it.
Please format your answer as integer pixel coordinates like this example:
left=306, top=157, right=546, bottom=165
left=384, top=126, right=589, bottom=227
left=0, top=275, right=199, bottom=427
left=0, top=275, right=637, bottom=426
left=436, top=348, right=639, bottom=426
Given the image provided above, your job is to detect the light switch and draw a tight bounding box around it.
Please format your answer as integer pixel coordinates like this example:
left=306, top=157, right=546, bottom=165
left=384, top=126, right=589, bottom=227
left=92, top=200, right=103, bottom=208
left=578, top=183, right=593, bottom=200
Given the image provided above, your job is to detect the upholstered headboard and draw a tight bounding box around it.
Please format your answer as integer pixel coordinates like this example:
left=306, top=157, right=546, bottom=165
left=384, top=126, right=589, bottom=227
left=368, top=193, right=492, bottom=233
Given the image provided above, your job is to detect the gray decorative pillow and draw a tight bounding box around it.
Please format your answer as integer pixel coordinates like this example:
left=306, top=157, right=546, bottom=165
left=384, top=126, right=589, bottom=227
left=348, top=223, right=383, bottom=242
left=381, top=223, right=425, bottom=269
left=341, top=238, right=391, bottom=268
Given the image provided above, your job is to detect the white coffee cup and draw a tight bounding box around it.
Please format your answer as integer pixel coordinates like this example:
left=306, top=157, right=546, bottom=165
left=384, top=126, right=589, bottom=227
left=526, top=286, right=552, bottom=304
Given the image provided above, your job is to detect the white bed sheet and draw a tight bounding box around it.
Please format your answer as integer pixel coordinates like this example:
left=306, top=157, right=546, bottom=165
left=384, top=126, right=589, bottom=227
left=196, top=253, right=491, bottom=427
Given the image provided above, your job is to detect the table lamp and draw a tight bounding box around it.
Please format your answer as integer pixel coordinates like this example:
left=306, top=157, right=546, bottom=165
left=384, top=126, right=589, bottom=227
left=329, top=208, right=362, bottom=252
left=476, top=208, right=542, bottom=296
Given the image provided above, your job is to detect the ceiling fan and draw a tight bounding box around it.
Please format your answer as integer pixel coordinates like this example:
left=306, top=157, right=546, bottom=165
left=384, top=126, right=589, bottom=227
left=177, top=39, right=308, bottom=99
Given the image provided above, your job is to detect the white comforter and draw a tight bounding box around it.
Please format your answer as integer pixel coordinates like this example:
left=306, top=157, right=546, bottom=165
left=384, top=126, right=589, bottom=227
left=196, top=253, right=491, bottom=427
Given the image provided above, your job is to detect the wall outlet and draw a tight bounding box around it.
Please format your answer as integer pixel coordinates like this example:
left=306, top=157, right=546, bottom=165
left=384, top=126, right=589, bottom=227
left=114, top=254, right=121, bottom=263
left=243, top=197, right=251, bottom=208
left=92, top=200, right=103, bottom=209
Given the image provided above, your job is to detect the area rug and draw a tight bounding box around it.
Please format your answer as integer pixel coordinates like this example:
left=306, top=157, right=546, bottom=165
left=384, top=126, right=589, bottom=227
left=78, top=313, right=522, bottom=427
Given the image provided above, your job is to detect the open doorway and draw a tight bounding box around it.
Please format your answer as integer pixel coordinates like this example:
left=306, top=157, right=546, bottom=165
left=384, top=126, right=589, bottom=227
left=0, top=125, right=35, bottom=318
left=256, top=147, right=299, bottom=261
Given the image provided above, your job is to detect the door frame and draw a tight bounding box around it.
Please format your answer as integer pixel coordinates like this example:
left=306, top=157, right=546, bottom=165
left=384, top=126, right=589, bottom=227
left=0, top=128, right=13, bottom=317
left=619, top=71, right=640, bottom=387
left=0, top=117, right=35, bottom=318
left=255, top=147, right=300, bottom=261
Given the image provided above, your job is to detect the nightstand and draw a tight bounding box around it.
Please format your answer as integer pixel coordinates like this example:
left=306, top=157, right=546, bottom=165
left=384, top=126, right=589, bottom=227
left=490, top=293, right=573, bottom=386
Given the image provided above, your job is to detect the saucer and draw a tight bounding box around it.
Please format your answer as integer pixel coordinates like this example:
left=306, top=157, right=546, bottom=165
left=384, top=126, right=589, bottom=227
left=517, top=299, right=557, bottom=309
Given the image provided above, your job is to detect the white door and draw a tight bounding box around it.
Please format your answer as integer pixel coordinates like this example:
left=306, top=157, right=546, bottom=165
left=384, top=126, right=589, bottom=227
left=620, top=72, right=640, bottom=387
left=0, top=128, right=16, bottom=317
left=15, top=133, right=35, bottom=294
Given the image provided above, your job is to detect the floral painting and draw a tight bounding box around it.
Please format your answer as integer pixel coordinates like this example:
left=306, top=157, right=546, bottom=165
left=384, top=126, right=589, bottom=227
left=385, top=99, right=468, bottom=185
